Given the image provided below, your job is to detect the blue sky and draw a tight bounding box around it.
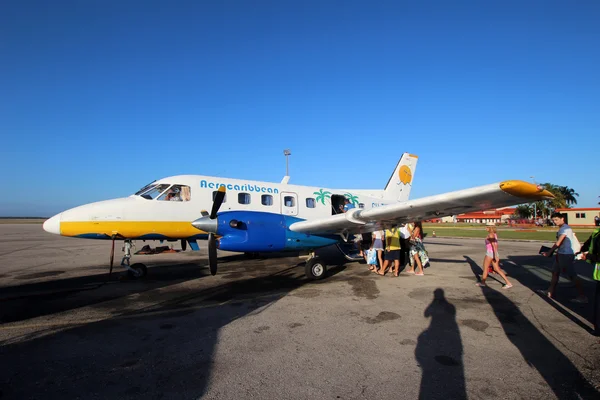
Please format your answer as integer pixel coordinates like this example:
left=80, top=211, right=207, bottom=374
left=1, top=0, right=598, bottom=217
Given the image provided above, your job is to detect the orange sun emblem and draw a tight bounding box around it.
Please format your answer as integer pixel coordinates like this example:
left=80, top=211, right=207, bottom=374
left=399, top=165, right=412, bottom=184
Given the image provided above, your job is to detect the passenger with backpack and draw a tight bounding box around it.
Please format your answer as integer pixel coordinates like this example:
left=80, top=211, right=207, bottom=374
left=540, top=212, right=588, bottom=303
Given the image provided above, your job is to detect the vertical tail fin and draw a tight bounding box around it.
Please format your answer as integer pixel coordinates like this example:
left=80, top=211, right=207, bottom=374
left=383, top=153, right=418, bottom=202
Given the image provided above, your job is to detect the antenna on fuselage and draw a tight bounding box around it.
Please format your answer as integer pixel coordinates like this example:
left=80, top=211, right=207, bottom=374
left=282, top=149, right=291, bottom=184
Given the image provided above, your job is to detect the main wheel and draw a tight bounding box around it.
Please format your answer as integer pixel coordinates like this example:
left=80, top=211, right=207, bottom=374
left=127, top=263, right=148, bottom=279
left=305, top=257, right=327, bottom=280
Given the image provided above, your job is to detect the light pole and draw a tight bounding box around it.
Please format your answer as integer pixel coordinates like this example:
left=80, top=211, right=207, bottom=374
left=284, top=149, right=291, bottom=176
left=530, top=176, right=537, bottom=222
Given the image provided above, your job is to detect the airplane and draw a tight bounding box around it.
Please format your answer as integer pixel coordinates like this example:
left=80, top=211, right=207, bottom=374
left=42, top=153, right=554, bottom=280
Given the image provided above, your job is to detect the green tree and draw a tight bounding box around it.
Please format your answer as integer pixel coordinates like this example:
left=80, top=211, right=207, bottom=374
left=534, top=183, right=580, bottom=216
left=514, top=205, right=532, bottom=219
left=558, top=186, right=579, bottom=206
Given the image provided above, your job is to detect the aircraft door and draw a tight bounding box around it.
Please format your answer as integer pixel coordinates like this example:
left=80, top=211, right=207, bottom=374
left=280, top=192, right=298, bottom=216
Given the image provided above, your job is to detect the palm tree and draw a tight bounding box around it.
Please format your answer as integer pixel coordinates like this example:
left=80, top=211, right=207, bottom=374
left=534, top=201, right=550, bottom=219
left=344, top=193, right=359, bottom=206
left=558, top=186, right=579, bottom=206
left=541, top=183, right=567, bottom=210
left=313, top=189, right=331, bottom=205
left=514, top=205, right=532, bottom=219
left=534, top=183, right=580, bottom=216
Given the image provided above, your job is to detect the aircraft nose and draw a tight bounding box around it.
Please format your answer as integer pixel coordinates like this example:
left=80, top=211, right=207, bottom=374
left=43, top=213, right=61, bottom=235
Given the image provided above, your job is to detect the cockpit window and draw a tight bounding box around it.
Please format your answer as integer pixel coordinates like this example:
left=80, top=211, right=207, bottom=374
left=139, top=184, right=170, bottom=200
left=157, top=185, right=191, bottom=202
left=134, top=180, right=157, bottom=196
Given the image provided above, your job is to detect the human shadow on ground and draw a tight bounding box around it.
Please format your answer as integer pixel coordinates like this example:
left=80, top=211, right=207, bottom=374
left=503, top=254, right=596, bottom=333
left=465, top=256, right=599, bottom=399
left=416, top=288, right=466, bottom=400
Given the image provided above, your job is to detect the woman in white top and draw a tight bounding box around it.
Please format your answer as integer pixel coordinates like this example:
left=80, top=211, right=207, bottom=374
left=372, top=230, right=385, bottom=271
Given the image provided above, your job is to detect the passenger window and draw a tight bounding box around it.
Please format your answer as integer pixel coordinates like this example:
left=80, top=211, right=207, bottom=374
left=284, top=196, right=295, bottom=207
left=238, top=193, right=251, bottom=204
left=213, top=191, right=227, bottom=203
left=306, top=198, right=315, bottom=208
left=359, top=203, right=365, bottom=208
left=158, top=185, right=191, bottom=201
left=581, top=213, right=586, bottom=218
left=262, top=194, right=273, bottom=206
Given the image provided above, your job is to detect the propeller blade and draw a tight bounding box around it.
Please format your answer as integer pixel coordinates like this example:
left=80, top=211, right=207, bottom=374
left=208, top=233, right=218, bottom=276
left=210, top=186, right=226, bottom=219
left=200, top=210, right=209, bottom=217
left=181, top=239, right=187, bottom=251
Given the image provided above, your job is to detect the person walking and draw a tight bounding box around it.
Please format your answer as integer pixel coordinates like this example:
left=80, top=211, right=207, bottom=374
left=540, top=212, right=587, bottom=302
left=476, top=223, right=512, bottom=289
left=407, top=222, right=428, bottom=276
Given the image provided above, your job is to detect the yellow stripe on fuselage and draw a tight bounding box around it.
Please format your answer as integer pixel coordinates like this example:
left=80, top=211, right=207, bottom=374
left=60, top=221, right=205, bottom=239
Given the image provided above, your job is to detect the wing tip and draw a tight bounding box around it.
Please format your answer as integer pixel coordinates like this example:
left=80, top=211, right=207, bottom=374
left=499, top=180, right=555, bottom=200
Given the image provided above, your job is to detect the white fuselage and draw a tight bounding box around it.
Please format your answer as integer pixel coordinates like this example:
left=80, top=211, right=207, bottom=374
left=43, top=174, right=398, bottom=240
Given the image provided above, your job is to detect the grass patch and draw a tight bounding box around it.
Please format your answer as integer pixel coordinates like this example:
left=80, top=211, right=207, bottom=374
left=423, top=227, right=591, bottom=241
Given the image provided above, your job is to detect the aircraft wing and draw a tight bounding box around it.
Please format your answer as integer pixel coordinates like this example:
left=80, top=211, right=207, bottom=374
left=288, top=180, right=554, bottom=235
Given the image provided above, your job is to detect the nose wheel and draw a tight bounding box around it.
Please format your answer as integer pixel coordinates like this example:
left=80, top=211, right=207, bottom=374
left=126, top=263, right=148, bottom=279
left=108, top=238, right=148, bottom=280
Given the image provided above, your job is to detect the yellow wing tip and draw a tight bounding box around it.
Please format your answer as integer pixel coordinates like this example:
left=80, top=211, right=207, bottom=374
left=217, top=185, right=226, bottom=193
left=499, top=180, right=555, bottom=199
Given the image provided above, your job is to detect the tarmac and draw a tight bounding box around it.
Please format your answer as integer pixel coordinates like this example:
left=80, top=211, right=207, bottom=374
left=1, top=224, right=600, bottom=399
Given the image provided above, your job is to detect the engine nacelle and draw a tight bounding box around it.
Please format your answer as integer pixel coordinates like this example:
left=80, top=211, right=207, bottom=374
left=215, top=211, right=338, bottom=252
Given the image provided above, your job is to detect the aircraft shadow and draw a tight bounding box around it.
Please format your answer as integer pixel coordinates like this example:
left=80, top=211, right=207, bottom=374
left=416, top=288, right=466, bottom=400
left=465, top=256, right=600, bottom=399
left=0, top=261, right=213, bottom=324
left=0, top=252, right=305, bottom=324
left=0, top=263, right=342, bottom=399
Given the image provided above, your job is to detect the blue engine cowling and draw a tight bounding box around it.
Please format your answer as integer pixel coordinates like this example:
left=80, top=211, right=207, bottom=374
left=215, top=211, right=339, bottom=252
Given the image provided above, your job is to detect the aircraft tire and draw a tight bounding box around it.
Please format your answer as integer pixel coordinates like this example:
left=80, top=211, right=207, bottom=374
left=127, top=263, right=148, bottom=279
left=305, top=257, right=327, bottom=281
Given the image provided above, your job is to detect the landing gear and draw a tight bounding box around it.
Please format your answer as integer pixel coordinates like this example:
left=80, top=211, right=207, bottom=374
left=127, top=263, right=148, bottom=279
left=305, top=255, right=327, bottom=281
left=110, top=239, right=147, bottom=280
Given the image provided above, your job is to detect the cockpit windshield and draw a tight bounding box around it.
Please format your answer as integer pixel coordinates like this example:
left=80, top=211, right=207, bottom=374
left=138, top=184, right=171, bottom=200
left=136, top=183, right=192, bottom=201
left=134, top=180, right=157, bottom=196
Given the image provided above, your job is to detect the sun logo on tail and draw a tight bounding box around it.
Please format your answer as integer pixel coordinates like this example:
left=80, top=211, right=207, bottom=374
left=399, top=165, right=412, bottom=185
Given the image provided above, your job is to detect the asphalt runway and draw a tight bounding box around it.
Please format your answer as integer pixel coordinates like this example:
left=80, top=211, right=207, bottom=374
left=1, top=224, right=600, bottom=399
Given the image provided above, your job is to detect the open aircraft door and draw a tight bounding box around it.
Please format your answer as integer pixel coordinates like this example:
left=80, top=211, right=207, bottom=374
left=280, top=192, right=298, bottom=216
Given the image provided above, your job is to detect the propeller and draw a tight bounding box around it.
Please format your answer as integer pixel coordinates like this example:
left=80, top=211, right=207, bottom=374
left=210, top=186, right=226, bottom=219
left=192, top=185, right=226, bottom=276
left=181, top=239, right=187, bottom=251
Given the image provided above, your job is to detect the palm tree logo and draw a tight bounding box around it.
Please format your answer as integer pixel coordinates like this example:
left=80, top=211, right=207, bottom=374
left=314, top=189, right=331, bottom=205
left=344, top=193, right=359, bottom=206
